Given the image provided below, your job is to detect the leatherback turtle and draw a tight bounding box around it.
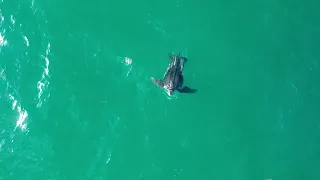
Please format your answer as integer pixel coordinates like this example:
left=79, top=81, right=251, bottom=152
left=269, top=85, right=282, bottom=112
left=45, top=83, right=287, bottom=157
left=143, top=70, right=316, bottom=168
left=150, top=52, right=197, bottom=95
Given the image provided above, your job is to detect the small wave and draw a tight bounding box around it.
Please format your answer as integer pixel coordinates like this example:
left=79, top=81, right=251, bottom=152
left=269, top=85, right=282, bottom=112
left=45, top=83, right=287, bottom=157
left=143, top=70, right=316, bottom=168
left=0, top=11, right=7, bottom=48
left=9, top=94, right=28, bottom=131
left=0, top=69, right=29, bottom=132
left=36, top=42, right=51, bottom=108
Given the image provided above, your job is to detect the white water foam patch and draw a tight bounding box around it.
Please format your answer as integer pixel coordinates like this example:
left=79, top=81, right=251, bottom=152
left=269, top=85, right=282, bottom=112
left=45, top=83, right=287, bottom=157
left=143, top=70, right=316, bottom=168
left=23, top=36, right=29, bottom=47
left=0, top=12, right=7, bottom=47
left=10, top=15, right=15, bottom=25
left=117, top=56, right=133, bottom=77
left=0, top=32, right=7, bottom=47
left=0, top=69, right=29, bottom=132
left=8, top=94, right=28, bottom=132
left=36, top=42, right=51, bottom=108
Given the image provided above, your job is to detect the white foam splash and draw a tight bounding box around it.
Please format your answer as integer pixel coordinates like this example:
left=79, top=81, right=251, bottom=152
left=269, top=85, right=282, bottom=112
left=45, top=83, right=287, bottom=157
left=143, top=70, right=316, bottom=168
left=44, top=43, right=50, bottom=75
left=16, top=106, right=28, bottom=130
left=124, top=57, right=132, bottom=65
left=117, top=56, right=133, bottom=77
left=10, top=15, right=15, bottom=25
left=23, top=36, right=29, bottom=46
left=8, top=94, right=28, bottom=131
left=1, top=68, right=28, bottom=132
left=0, top=13, right=5, bottom=47
left=37, top=81, right=45, bottom=100
left=31, top=0, right=35, bottom=9
left=124, top=57, right=132, bottom=76
left=0, top=33, right=7, bottom=47
left=36, top=43, right=51, bottom=108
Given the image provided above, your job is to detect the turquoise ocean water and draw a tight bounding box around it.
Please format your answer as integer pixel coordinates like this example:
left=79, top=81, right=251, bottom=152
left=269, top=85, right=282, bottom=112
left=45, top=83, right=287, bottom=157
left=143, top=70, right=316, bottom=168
left=1, top=0, right=320, bottom=179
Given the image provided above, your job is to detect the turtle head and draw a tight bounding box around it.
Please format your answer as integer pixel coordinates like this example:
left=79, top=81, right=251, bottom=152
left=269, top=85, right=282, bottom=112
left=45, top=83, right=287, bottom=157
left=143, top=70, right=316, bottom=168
left=165, top=83, right=175, bottom=96
left=168, top=88, right=174, bottom=95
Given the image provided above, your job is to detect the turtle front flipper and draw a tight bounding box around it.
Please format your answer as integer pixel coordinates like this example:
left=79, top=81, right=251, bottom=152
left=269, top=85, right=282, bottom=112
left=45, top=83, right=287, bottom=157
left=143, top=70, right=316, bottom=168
left=150, top=77, right=164, bottom=88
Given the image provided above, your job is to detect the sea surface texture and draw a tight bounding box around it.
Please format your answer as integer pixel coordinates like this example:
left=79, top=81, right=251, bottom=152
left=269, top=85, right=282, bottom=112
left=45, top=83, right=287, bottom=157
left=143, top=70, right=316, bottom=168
left=0, top=0, right=320, bottom=179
